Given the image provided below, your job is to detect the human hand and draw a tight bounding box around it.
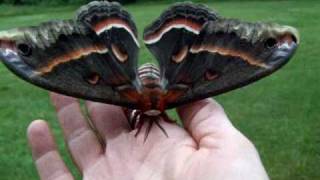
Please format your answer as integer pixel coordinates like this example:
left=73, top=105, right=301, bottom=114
left=27, top=93, right=269, bottom=180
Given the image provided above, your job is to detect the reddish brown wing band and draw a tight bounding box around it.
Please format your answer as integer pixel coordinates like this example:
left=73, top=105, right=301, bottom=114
left=144, top=2, right=299, bottom=109
left=0, top=1, right=142, bottom=108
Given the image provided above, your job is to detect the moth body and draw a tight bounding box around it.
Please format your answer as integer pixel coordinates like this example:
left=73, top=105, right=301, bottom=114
left=137, top=63, right=166, bottom=113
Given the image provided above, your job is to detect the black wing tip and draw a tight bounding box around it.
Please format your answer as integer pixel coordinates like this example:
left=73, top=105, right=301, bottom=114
left=143, top=1, right=219, bottom=38
left=76, top=0, right=138, bottom=37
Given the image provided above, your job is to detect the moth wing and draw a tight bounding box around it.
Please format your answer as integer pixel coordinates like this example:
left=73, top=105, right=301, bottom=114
left=144, top=2, right=299, bottom=109
left=0, top=1, right=142, bottom=108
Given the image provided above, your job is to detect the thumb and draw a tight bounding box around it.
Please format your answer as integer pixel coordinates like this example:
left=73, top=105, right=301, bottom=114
left=177, top=98, right=234, bottom=148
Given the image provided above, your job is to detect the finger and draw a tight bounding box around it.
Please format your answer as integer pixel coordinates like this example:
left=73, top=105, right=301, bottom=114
left=50, top=93, right=103, bottom=172
left=28, top=120, right=74, bottom=180
left=85, top=101, right=130, bottom=141
left=177, top=98, right=234, bottom=148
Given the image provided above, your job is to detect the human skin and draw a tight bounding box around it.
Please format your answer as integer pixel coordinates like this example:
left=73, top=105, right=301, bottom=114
left=27, top=93, right=269, bottom=180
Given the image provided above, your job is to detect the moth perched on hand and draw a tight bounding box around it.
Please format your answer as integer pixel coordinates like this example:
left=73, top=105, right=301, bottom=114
left=0, top=1, right=299, bottom=138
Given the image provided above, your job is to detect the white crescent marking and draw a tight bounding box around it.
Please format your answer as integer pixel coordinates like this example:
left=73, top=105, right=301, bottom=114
left=97, top=24, right=140, bottom=48
left=144, top=24, right=200, bottom=45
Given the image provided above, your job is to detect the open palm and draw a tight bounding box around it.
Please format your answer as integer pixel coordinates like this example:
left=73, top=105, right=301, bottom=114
left=27, top=93, right=269, bottom=180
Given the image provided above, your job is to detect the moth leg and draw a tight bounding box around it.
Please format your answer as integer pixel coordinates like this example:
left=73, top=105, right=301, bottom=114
left=130, top=110, right=140, bottom=130
left=154, top=117, right=169, bottom=138
left=144, top=120, right=154, bottom=142
left=123, top=108, right=140, bottom=130
left=134, top=114, right=145, bottom=137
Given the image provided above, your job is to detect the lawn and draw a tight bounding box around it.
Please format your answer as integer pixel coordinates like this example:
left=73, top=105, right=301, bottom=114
left=0, top=0, right=319, bottom=179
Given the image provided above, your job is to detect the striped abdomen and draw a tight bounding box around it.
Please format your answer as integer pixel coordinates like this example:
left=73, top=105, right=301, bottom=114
left=138, top=63, right=164, bottom=113
left=138, top=63, right=161, bottom=88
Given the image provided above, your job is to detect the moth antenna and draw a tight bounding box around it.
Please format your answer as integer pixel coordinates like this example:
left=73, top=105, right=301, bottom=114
left=155, top=118, right=169, bottom=138
left=144, top=120, right=154, bottom=143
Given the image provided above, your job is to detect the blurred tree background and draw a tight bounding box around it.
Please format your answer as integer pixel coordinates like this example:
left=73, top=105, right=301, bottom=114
left=0, top=0, right=301, bottom=5
left=0, top=0, right=136, bottom=5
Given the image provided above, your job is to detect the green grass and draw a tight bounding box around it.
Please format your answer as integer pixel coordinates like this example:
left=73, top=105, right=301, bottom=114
left=0, top=1, right=319, bottom=179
